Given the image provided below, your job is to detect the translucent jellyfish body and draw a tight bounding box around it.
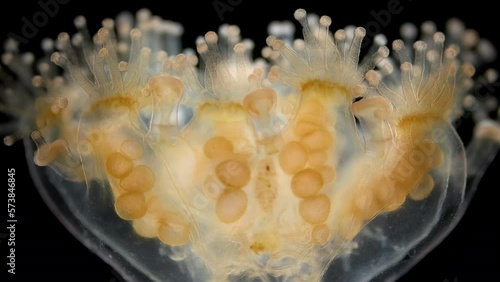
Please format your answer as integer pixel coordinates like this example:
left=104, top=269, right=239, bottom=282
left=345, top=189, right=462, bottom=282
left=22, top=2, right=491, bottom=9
left=1, top=7, right=499, bottom=282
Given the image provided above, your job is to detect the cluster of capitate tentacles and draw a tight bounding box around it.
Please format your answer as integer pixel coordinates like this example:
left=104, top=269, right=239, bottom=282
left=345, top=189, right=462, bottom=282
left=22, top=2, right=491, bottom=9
left=1, top=8, right=500, bottom=282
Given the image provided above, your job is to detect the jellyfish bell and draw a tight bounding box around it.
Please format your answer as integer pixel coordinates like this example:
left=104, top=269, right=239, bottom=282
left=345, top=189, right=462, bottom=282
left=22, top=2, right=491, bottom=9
left=1, top=7, right=499, bottom=282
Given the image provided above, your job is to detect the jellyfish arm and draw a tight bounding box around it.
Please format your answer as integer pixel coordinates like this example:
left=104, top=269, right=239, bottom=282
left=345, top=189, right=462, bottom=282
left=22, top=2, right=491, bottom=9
left=265, top=13, right=500, bottom=281
left=465, top=121, right=500, bottom=201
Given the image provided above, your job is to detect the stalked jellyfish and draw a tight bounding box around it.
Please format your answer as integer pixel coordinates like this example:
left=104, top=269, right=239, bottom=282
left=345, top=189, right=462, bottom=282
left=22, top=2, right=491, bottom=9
left=1, top=7, right=499, bottom=282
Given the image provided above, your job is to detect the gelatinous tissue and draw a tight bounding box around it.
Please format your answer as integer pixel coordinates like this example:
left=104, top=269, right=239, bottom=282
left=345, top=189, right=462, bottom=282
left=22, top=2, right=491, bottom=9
left=1, top=7, right=499, bottom=282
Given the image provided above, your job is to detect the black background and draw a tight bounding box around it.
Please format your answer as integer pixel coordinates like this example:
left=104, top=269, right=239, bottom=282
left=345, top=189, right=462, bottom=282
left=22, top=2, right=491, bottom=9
left=0, top=0, right=499, bottom=281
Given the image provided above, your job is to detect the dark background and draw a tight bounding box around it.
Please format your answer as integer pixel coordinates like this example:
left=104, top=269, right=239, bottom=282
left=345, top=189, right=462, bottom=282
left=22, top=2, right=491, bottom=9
left=0, top=0, right=499, bottom=281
